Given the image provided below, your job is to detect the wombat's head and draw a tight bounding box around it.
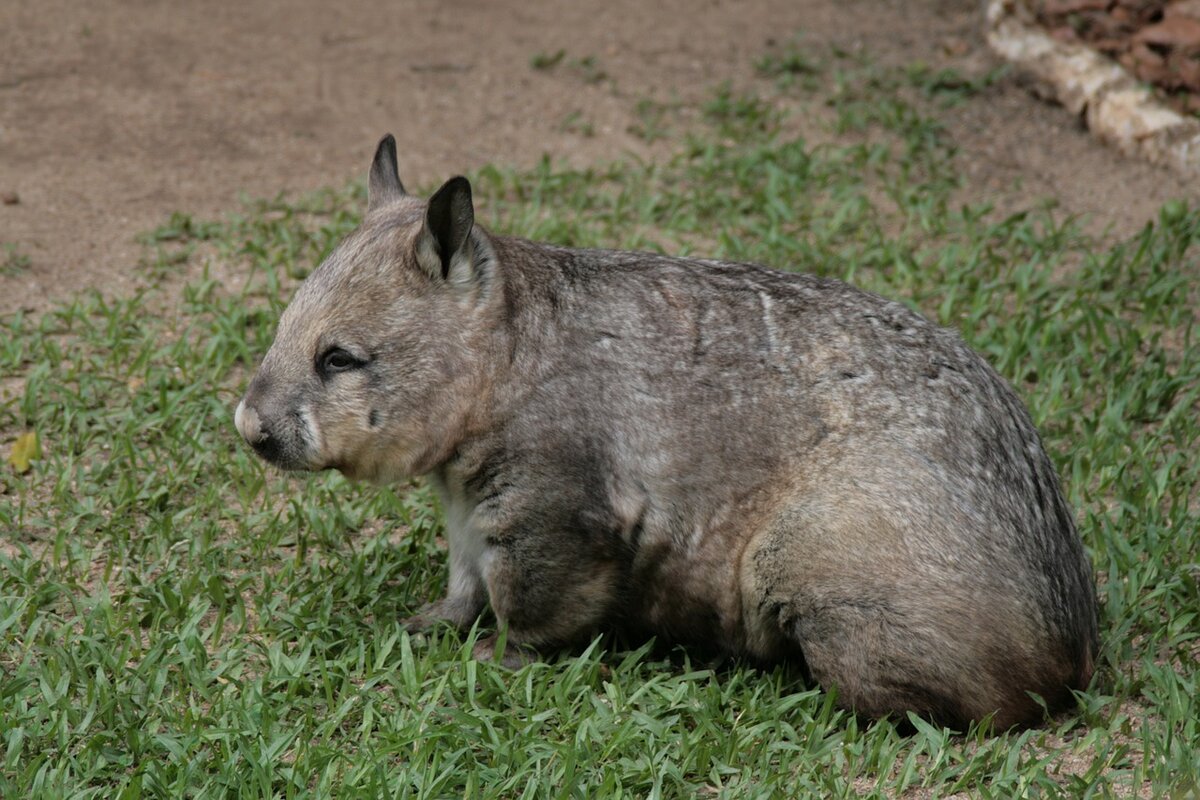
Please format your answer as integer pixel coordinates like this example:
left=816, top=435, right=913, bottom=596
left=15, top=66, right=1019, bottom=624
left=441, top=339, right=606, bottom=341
left=235, top=134, right=498, bottom=482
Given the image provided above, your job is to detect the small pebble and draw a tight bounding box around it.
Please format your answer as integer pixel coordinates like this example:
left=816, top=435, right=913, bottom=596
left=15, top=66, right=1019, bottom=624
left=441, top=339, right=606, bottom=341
left=1, top=192, right=18, bottom=206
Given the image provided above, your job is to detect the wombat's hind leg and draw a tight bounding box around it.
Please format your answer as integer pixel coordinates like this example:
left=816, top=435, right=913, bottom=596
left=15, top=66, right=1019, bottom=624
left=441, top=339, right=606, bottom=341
left=787, top=603, right=978, bottom=729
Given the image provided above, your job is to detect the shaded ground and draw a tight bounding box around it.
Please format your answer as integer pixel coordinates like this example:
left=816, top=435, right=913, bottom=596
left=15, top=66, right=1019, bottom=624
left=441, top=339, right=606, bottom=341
left=1, top=0, right=1197, bottom=317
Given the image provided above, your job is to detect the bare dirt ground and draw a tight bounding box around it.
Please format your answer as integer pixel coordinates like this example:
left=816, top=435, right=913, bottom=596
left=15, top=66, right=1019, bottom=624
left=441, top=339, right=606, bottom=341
left=2, top=0, right=1196, bottom=318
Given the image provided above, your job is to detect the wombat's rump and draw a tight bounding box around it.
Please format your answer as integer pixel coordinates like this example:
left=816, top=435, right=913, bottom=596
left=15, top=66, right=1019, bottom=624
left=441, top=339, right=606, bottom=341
left=236, top=135, right=1098, bottom=728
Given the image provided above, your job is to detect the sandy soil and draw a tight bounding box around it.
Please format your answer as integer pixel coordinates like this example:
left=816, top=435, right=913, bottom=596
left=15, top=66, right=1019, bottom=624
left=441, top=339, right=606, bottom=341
left=1, top=0, right=1196, bottom=317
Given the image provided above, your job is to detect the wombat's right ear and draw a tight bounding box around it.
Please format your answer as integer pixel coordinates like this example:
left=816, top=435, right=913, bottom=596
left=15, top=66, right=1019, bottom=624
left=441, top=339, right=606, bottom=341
left=416, top=176, right=487, bottom=288
left=367, top=134, right=407, bottom=212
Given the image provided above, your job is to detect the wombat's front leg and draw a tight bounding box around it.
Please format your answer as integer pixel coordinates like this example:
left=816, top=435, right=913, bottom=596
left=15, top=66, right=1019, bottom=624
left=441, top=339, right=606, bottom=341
left=474, top=532, right=621, bottom=666
left=402, top=526, right=490, bottom=633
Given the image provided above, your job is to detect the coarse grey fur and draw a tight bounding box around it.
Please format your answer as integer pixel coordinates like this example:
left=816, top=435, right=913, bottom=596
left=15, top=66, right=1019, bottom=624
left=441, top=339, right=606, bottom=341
left=235, top=134, right=1099, bottom=729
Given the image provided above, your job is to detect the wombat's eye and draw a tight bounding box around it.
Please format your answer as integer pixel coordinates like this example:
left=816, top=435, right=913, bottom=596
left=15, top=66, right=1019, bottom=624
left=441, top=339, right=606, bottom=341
left=318, top=347, right=360, bottom=376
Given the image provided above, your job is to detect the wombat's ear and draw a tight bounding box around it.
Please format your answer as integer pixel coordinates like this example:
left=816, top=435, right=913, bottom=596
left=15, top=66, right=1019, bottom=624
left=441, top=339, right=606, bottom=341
left=416, top=176, right=478, bottom=284
left=367, top=134, right=407, bottom=212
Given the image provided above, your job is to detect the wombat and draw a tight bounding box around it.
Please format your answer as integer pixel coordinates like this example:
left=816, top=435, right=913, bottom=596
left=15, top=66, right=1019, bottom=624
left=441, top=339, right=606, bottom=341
left=235, top=134, right=1098, bottom=728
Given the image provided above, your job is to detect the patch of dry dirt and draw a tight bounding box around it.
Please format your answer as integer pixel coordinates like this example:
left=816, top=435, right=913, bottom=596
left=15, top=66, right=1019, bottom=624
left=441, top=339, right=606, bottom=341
left=1, top=0, right=1196, bottom=318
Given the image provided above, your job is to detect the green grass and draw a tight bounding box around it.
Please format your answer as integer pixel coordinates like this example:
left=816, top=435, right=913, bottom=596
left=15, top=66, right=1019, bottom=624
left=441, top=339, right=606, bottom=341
left=2, top=46, right=1199, bottom=798
left=1, top=244, right=32, bottom=277
left=529, top=50, right=609, bottom=86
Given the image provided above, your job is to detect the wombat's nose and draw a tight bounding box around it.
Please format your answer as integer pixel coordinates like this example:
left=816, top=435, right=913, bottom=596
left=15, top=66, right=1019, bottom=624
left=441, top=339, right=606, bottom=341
left=235, top=399, right=261, bottom=442
left=234, top=399, right=269, bottom=445
left=235, top=400, right=282, bottom=462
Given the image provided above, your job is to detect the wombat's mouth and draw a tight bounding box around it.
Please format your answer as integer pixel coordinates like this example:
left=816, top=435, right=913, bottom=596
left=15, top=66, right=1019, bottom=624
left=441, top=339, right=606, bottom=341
left=321, top=459, right=399, bottom=486
left=267, top=460, right=319, bottom=474
left=322, top=461, right=357, bottom=480
left=255, top=447, right=323, bottom=473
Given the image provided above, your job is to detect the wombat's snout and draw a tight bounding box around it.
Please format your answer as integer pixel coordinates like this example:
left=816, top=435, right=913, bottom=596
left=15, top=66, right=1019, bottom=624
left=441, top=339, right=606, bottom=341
left=234, top=399, right=281, bottom=461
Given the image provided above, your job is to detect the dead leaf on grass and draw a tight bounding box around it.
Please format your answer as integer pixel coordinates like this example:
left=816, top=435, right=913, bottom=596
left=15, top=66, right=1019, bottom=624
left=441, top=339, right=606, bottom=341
left=1134, top=16, right=1200, bottom=48
left=8, top=431, right=40, bottom=474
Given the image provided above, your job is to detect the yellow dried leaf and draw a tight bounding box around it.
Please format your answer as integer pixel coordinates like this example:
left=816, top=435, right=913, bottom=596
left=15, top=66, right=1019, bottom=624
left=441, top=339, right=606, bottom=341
left=8, top=431, right=40, bottom=474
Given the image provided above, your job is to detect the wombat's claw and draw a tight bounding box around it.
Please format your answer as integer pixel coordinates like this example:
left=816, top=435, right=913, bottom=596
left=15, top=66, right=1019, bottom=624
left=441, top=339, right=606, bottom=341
left=472, top=634, right=538, bottom=669
left=400, top=606, right=440, bottom=634
left=401, top=598, right=481, bottom=633
left=702, top=652, right=732, bottom=671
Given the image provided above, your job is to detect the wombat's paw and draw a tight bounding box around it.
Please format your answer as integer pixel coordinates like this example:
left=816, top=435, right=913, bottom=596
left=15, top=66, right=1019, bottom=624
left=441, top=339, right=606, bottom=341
left=399, top=604, right=441, bottom=634
left=400, top=598, right=479, bottom=633
left=472, top=633, right=539, bottom=669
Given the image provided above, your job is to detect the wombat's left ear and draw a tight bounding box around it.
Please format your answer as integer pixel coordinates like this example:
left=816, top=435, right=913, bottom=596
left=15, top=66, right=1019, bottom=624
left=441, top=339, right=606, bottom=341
left=367, top=134, right=407, bottom=212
